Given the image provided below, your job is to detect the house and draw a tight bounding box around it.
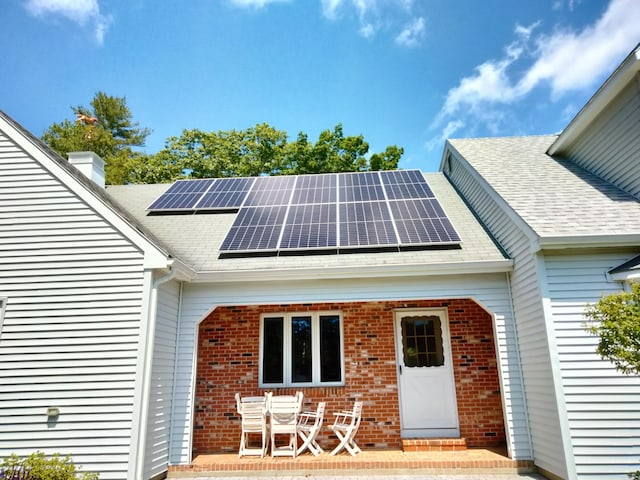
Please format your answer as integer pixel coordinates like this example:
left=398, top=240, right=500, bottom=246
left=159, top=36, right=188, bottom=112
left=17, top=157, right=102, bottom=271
left=441, top=43, right=640, bottom=479
left=0, top=44, right=637, bottom=480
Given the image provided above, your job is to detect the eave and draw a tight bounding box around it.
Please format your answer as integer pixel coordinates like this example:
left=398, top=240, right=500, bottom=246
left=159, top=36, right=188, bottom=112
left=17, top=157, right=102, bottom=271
left=190, top=259, right=514, bottom=283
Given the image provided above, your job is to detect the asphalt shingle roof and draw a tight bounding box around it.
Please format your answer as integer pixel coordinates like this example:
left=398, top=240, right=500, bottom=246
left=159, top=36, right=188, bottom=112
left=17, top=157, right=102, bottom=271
left=448, top=135, right=640, bottom=238
left=106, top=173, right=508, bottom=274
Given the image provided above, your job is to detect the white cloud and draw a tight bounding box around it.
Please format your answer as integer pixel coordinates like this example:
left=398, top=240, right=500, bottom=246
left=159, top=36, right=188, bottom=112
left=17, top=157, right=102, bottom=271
left=518, top=0, right=640, bottom=97
left=394, top=16, right=424, bottom=47
left=425, top=120, right=464, bottom=151
left=431, top=0, right=640, bottom=142
left=228, top=0, right=290, bottom=8
left=322, top=0, right=424, bottom=44
left=24, top=0, right=111, bottom=45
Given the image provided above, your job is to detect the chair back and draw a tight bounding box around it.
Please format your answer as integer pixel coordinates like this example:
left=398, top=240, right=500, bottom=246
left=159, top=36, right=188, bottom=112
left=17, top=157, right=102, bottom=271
left=269, top=392, right=303, bottom=429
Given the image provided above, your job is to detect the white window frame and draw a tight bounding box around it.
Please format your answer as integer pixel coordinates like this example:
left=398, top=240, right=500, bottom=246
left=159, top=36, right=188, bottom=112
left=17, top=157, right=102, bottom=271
left=259, top=311, right=344, bottom=388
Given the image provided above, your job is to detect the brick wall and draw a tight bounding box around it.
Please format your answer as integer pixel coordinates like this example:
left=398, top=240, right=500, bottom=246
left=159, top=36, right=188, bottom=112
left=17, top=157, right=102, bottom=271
left=193, top=299, right=505, bottom=454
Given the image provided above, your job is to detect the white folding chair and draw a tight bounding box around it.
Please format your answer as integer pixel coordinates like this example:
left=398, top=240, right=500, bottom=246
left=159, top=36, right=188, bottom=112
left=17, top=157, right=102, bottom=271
left=296, top=401, right=326, bottom=456
left=329, top=401, right=363, bottom=456
left=269, top=391, right=303, bottom=457
left=235, top=393, right=269, bottom=458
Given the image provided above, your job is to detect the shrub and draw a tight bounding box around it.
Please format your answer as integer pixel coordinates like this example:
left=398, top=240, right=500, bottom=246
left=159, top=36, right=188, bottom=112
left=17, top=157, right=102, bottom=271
left=0, top=452, right=98, bottom=480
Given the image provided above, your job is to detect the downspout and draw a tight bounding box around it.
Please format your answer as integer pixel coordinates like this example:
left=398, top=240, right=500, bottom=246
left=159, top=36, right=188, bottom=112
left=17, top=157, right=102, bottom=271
left=133, top=265, right=178, bottom=480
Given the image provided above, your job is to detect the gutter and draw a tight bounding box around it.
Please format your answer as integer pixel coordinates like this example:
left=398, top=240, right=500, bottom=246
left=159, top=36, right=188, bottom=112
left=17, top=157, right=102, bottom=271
left=191, top=259, right=514, bottom=283
left=535, top=233, right=640, bottom=251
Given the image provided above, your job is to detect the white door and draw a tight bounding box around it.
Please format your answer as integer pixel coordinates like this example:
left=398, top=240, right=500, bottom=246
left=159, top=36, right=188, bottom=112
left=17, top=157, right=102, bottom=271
left=395, top=309, right=459, bottom=438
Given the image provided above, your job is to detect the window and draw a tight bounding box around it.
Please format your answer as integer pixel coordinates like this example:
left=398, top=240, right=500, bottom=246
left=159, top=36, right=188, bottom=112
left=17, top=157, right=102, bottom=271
left=260, top=311, right=344, bottom=387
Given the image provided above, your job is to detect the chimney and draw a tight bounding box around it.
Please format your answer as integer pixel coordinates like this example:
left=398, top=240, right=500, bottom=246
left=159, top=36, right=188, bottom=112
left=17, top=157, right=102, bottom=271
left=67, top=151, right=106, bottom=188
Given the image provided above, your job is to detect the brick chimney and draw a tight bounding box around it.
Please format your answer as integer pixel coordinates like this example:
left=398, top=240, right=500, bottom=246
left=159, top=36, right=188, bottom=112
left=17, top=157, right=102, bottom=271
left=67, top=151, right=106, bottom=188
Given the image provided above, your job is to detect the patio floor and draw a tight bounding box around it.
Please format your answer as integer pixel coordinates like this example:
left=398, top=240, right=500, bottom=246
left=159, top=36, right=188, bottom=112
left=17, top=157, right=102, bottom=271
left=167, top=448, right=536, bottom=478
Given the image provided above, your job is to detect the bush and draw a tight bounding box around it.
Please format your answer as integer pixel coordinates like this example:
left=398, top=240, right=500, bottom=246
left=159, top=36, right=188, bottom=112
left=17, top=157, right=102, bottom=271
left=0, top=452, right=98, bottom=480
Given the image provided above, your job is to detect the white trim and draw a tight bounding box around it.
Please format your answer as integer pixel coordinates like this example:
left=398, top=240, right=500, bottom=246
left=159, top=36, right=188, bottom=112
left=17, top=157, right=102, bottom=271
left=258, top=311, right=345, bottom=388
left=193, top=259, right=513, bottom=283
left=535, top=252, right=578, bottom=480
left=537, top=234, right=640, bottom=251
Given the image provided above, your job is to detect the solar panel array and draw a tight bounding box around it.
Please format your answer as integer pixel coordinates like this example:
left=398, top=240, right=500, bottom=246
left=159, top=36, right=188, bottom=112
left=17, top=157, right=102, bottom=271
left=147, top=170, right=461, bottom=256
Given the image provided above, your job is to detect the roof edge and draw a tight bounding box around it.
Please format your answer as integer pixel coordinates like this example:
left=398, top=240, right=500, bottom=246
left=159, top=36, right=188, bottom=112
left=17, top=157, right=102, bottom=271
left=547, top=43, right=640, bottom=155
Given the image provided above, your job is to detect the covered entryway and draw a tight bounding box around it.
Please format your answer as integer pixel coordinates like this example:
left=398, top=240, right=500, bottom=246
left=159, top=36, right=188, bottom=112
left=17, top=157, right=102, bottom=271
left=395, top=308, right=459, bottom=438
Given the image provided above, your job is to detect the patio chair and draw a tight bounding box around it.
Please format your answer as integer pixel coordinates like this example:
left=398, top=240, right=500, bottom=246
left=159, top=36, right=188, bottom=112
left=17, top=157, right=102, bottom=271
left=329, top=401, right=363, bottom=456
left=268, top=391, right=303, bottom=457
left=296, top=401, right=326, bottom=456
left=235, top=392, right=269, bottom=458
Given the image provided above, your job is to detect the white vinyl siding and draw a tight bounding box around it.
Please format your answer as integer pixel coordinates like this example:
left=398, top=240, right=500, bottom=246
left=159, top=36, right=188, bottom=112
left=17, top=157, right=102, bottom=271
left=445, top=156, right=567, bottom=477
left=143, top=280, right=179, bottom=480
left=169, top=271, right=514, bottom=465
left=0, top=132, right=146, bottom=480
left=544, top=250, right=640, bottom=479
left=560, top=75, right=640, bottom=199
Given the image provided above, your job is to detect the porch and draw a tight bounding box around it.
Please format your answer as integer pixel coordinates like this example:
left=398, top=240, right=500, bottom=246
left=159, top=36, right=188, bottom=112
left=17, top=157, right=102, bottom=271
left=167, top=447, right=536, bottom=477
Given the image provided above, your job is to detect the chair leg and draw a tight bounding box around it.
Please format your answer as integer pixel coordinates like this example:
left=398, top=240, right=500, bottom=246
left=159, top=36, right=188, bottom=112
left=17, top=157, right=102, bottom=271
left=329, top=430, right=349, bottom=456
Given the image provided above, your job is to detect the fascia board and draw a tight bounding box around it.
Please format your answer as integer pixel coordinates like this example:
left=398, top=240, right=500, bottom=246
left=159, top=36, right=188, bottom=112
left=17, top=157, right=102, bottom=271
left=537, top=234, right=640, bottom=250
left=0, top=114, right=171, bottom=269
left=190, top=259, right=514, bottom=283
left=548, top=44, right=640, bottom=155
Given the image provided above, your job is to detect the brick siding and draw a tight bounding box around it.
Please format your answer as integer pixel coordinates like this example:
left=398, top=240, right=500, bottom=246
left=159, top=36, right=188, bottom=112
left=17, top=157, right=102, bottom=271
left=193, top=299, right=505, bottom=454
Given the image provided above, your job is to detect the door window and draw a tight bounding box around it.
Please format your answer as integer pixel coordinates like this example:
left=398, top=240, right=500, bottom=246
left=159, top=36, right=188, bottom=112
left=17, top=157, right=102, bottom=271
left=401, top=315, right=444, bottom=367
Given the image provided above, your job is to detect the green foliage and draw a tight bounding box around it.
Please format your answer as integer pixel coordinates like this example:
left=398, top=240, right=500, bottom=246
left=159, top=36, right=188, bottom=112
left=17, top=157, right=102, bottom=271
left=41, top=91, right=403, bottom=184
left=0, top=452, right=98, bottom=480
left=41, top=91, right=151, bottom=185
left=584, top=282, right=640, bottom=375
left=130, top=123, right=402, bottom=183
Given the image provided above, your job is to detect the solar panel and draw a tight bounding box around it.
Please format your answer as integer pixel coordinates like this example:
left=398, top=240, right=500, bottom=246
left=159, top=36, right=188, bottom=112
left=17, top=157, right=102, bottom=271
left=290, top=174, right=337, bottom=204
left=280, top=204, right=338, bottom=249
left=388, top=199, right=461, bottom=244
left=244, top=176, right=297, bottom=206
left=196, top=177, right=255, bottom=209
left=339, top=201, right=398, bottom=247
left=220, top=206, right=288, bottom=252
left=148, top=169, right=461, bottom=256
left=147, top=179, right=214, bottom=210
left=380, top=170, right=435, bottom=199
left=339, top=172, right=385, bottom=202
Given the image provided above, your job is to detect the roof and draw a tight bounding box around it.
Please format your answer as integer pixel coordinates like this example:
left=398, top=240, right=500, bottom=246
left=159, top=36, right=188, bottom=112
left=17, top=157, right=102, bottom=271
left=447, top=135, right=640, bottom=243
left=106, top=173, right=511, bottom=280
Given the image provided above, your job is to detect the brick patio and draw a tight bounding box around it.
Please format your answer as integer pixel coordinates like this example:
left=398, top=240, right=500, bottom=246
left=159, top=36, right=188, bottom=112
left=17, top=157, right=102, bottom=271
left=167, top=448, right=535, bottom=477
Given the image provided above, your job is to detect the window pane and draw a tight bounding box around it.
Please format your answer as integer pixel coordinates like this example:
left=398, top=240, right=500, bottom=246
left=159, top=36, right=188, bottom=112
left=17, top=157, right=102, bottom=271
left=320, top=315, right=341, bottom=382
left=263, top=317, right=284, bottom=383
left=291, top=316, right=312, bottom=383
left=401, top=316, right=444, bottom=367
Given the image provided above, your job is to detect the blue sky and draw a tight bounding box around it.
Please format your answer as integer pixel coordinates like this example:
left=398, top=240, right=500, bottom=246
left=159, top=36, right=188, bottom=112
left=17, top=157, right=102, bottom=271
left=1, top=0, right=639, bottom=172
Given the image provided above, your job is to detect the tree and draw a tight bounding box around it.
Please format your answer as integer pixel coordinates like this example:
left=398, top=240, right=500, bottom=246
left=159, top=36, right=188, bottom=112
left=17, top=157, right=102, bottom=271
left=584, top=282, right=640, bottom=375
left=42, top=92, right=151, bottom=184
left=133, top=122, right=402, bottom=182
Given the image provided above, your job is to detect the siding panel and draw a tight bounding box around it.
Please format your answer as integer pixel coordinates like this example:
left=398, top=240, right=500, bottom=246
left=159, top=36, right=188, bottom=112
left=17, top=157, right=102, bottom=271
left=545, top=250, right=640, bottom=479
left=0, top=131, right=145, bottom=480
left=562, top=75, right=640, bottom=198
